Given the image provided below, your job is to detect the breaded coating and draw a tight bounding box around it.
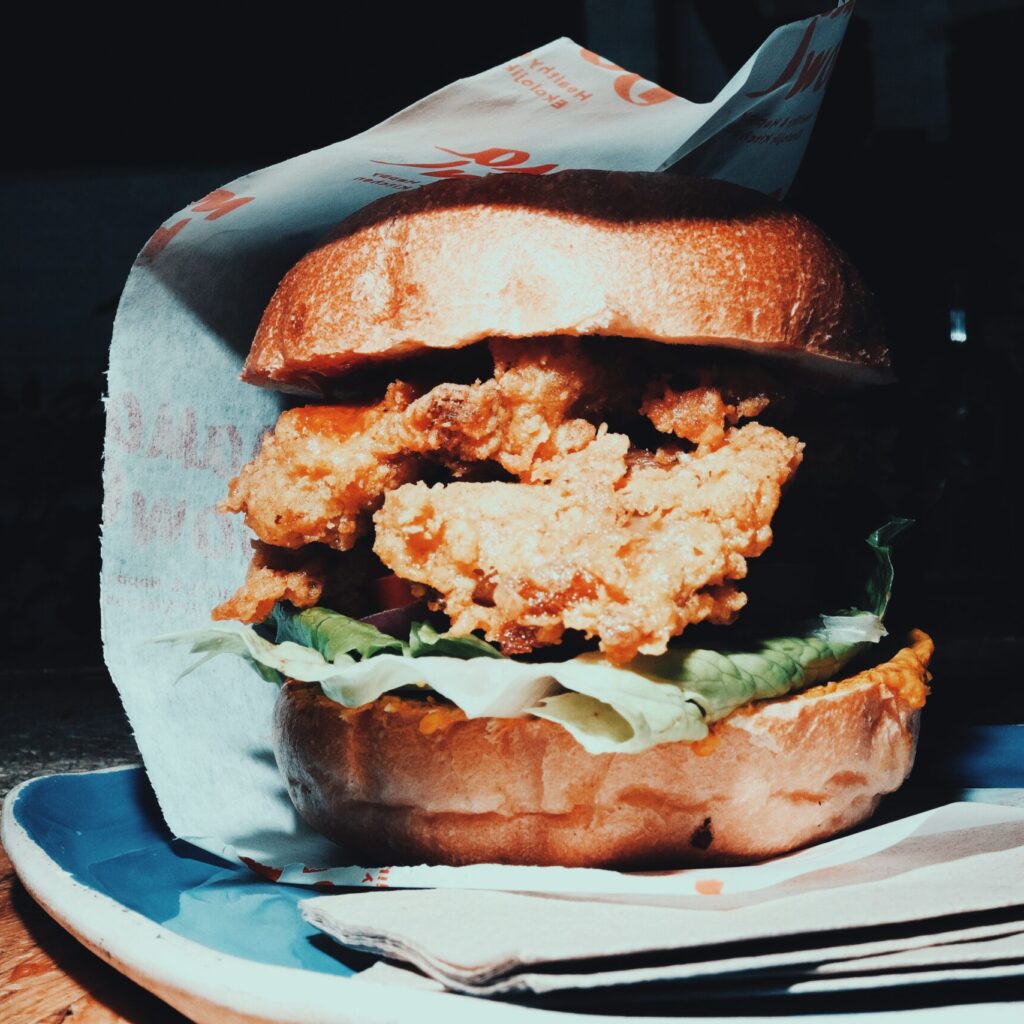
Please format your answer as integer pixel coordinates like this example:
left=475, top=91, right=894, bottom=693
left=222, top=339, right=615, bottom=556
left=221, top=383, right=421, bottom=551
left=214, top=541, right=384, bottom=625
left=219, top=338, right=801, bottom=653
left=213, top=542, right=329, bottom=624
left=398, top=338, right=619, bottom=478
left=641, top=381, right=770, bottom=452
left=373, top=422, right=804, bottom=664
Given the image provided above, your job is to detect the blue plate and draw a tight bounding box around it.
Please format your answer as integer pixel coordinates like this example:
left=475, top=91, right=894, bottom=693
left=9, top=766, right=356, bottom=974
left=2, top=766, right=507, bottom=1024
left=4, top=729, right=1024, bottom=1023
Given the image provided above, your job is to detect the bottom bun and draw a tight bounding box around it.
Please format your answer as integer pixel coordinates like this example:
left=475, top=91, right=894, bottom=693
left=273, top=631, right=932, bottom=868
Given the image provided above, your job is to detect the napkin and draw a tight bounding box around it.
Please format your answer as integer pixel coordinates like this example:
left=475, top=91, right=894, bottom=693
left=302, top=801, right=1024, bottom=997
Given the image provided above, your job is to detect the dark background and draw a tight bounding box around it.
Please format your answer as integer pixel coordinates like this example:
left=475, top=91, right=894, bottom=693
left=3, top=0, right=1022, bottom=728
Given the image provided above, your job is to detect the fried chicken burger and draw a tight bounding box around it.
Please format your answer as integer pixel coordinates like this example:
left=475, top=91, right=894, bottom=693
left=182, top=171, right=931, bottom=868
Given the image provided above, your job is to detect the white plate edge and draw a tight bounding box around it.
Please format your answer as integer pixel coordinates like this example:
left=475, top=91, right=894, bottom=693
left=5, top=768, right=1023, bottom=1024
left=0, top=769, right=585, bottom=1024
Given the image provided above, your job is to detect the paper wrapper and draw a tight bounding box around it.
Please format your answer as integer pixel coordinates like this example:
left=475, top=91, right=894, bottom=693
left=302, top=803, right=1024, bottom=996
left=103, top=6, right=858, bottom=879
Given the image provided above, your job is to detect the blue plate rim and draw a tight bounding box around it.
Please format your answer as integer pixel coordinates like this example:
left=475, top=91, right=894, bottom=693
left=1, top=767, right=572, bottom=1024
left=5, top=767, right=1023, bottom=1024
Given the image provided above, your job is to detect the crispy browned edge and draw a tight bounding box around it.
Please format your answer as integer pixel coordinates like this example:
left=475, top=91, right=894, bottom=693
left=272, top=631, right=931, bottom=868
left=243, top=171, right=887, bottom=392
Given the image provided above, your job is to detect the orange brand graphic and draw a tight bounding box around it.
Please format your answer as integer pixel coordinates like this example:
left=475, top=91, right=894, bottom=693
left=579, top=49, right=675, bottom=106
left=191, top=188, right=256, bottom=221
left=358, top=867, right=392, bottom=886
left=140, top=218, right=190, bottom=261
left=139, top=189, right=256, bottom=262
left=375, top=146, right=557, bottom=179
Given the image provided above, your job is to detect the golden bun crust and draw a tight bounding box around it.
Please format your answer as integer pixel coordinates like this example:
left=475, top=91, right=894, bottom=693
left=244, top=171, right=887, bottom=392
left=272, top=632, right=931, bottom=868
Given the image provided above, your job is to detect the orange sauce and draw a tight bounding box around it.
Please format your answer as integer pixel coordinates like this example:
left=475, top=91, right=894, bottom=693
left=691, top=732, right=721, bottom=757
left=419, top=705, right=467, bottom=735
left=287, top=404, right=374, bottom=439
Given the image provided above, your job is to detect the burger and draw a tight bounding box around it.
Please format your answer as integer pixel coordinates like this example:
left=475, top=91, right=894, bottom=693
left=175, top=170, right=931, bottom=869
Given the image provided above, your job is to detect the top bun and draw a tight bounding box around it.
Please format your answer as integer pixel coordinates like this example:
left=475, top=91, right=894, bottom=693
left=243, top=170, right=886, bottom=392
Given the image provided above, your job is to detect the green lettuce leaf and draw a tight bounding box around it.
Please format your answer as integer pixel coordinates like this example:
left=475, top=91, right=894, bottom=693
left=157, top=521, right=908, bottom=753
left=157, top=606, right=503, bottom=685
left=627, top=633, right=857, bottom=720
left=408, top=621, right=505, bottom=660
left=864, top=517, right=913, bottom=618
left=269, top=604, right=407, bottom=661
left=156, top=620, right=342, bottom=685
left=267, top=606, right=505, bottom=661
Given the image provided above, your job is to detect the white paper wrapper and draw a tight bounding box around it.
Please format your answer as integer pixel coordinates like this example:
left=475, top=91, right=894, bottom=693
left=102, top=6, right=858, bottom=876
left=302, top=803, right=1024, bottom=995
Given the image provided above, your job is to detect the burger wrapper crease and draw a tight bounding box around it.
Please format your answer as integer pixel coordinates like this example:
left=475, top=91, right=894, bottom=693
left=102, top=1, right=942, bottom=894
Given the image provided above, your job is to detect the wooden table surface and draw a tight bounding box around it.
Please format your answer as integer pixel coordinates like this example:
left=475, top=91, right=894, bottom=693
left=1, top=672, right=189, bottom=1023
left=0, top=843, right=189, bottom=1024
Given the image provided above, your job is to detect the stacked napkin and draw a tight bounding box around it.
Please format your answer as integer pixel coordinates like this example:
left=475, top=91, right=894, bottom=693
left=301, top=801, right=1024, bottom=1003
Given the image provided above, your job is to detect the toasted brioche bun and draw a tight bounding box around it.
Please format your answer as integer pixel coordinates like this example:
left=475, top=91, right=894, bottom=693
left=272, top=631, right=931, bottom=868
left=244, top=171, right=886, bottom=393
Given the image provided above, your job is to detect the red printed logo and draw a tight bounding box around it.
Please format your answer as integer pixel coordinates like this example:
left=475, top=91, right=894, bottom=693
left=130, top=493, right=186, bottom=547
left=375, top=146, right=557, bottom=180
left=139, top=188, right=255, bottom=262
left=239, top=857, right=283, bottom=882
left=190, top=188, right=255, bottom=221
left=140, top=219, right=190, bottom=261
left=579, top=50, right=675, bottom=107
left=746, top=17, right=842, bottom=99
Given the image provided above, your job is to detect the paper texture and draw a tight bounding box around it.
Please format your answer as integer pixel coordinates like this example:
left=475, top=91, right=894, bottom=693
left=102, top=6, right=858, bottom=874
left=351, top=943, right=1024, bottom=998
left=302, top=803, right=1024, bottom=996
